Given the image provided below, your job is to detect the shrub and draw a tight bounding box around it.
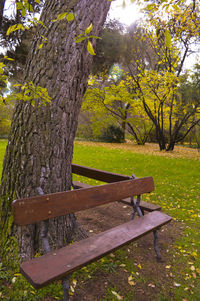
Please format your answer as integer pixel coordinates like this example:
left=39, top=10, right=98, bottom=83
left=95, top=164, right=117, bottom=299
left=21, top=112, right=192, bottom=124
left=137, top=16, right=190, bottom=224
left=100, top=125, right=125, bottom=143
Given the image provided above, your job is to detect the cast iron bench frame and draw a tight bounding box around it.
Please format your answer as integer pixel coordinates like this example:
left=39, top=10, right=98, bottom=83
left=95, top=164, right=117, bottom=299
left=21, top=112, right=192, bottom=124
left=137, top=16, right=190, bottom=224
left=12, top=164, right=172, bottom=301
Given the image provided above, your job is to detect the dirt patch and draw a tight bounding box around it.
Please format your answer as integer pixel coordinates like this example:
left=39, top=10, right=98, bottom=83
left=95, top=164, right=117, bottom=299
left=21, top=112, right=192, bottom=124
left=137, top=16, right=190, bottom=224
left=68, top=202, right=182, bottom=301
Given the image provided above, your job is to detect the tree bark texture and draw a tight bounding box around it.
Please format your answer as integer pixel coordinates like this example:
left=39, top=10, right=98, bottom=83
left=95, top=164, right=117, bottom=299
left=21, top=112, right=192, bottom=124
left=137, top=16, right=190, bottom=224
left=0, top=0, right=110, bottom=265
left=0, top=0, right=6, bottom=31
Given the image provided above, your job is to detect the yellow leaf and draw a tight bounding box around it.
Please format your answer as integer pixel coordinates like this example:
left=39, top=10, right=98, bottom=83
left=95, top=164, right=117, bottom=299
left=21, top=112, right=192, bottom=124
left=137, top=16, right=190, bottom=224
left=111, top=290, right=123, bottom=300
left=128, top=280, right=136, bottom=286
left=128, top=275, right=136, bottom=286
left=70, top=285, right=75, bottom=293
left=85, top=23, right=93, bottom=34
left=87, top=41, right=95, bottom=55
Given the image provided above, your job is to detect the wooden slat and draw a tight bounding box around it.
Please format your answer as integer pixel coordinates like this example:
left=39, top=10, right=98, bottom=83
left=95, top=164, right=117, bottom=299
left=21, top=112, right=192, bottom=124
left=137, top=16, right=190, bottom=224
left=73, top=181, right=161, bottom=212
left=72, top=164, right=130, bottom=182
left=13, top=177, right=154, bottom=226
left=20, top=211, right=172, bottom=289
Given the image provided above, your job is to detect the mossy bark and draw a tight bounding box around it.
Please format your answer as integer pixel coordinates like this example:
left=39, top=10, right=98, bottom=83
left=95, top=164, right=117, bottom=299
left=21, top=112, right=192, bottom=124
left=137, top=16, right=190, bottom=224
left=0, top=0, right=110, bottom=265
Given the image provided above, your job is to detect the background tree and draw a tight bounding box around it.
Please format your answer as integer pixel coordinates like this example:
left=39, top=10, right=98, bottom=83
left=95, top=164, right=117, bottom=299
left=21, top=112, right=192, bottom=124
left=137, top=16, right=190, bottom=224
left=92, top=19, right=126, bottom=75
left=0, top=0, right=111, bottom=266
left=83, top=73, right=153, bottom=144
left=124, top=1, right=200, bottom=150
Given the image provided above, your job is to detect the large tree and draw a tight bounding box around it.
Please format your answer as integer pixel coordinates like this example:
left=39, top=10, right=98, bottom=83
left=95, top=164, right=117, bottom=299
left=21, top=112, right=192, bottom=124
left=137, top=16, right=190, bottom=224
left=0, top=0, right=111, bottom=266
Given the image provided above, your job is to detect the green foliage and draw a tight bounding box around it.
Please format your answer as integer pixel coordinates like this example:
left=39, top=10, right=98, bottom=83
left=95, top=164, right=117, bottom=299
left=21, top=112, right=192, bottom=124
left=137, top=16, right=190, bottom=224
left=0, top=55, right=51, bottom=108
left=100, top=125, right=125, bottom=143
left=0, top=119, right=11, bottom=138
left=92, top=20, right=126, bottom=74
left=7, top=81, right=51, bottom=107
left=82, top=74, right=153, bottom=145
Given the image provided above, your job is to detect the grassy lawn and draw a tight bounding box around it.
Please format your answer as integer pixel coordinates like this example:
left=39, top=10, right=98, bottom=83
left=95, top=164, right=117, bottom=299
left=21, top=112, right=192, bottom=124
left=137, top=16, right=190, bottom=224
left=0, top=140, right=199, bottom=300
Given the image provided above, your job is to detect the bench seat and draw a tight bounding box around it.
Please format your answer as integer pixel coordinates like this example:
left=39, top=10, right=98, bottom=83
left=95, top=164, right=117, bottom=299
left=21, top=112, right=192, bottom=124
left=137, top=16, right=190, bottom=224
left=20, top=211, right=171, bottom=289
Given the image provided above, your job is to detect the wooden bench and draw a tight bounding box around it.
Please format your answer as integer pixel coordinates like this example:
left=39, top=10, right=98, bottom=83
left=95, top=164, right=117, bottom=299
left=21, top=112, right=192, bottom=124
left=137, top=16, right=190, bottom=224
left=13, top=173, right=172, bottom=301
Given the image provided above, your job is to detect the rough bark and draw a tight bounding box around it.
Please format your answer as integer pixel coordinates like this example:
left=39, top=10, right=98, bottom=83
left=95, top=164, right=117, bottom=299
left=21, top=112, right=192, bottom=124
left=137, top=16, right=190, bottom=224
left=0, top=0, right=6, bottom=31
left=0, top=0, right=110, bottom=265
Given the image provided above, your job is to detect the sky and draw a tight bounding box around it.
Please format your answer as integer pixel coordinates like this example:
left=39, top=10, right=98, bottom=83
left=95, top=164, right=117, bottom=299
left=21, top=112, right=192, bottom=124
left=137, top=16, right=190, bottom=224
left=109, top=0, right=142, bottom=26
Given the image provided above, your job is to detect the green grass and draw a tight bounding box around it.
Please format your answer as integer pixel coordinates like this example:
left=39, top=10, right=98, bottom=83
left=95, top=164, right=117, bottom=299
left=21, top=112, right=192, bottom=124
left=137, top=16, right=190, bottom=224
left=0, top=140, right=200, bottom=300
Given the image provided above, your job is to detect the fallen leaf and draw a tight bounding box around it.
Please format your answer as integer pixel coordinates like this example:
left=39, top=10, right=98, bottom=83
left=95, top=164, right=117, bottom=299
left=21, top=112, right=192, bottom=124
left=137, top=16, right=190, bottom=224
left=128, top=275, right=136, bottom=286
left=174, top=282, right=181, bottom=287
left=192, top=273, right=196, bottom=279
left=128, top=280, right=136, bottom=286
left=70, top=285, right=74, bottom=293
left=190, top=266, right=195, bottom=271
left=148, top=283, right=156, bottom=288
left=111, top=290, right=123, bottom=300
left=72, top=279, right=77, bottom=287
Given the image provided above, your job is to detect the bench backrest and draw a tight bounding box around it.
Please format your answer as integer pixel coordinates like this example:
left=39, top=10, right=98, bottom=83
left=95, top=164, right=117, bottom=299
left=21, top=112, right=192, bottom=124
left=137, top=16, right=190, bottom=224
left=72, top=164, right=130, bottom=182
left=13, top=177, right=154, bottom=226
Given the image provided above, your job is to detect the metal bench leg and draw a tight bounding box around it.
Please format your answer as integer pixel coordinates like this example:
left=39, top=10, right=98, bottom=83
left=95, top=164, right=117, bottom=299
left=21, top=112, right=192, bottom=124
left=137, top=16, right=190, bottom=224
left=62, top=277, right=70, bottom=301
left=153, top=230, right=161, bottom=260
left=130, top=196, right=136, bottom=220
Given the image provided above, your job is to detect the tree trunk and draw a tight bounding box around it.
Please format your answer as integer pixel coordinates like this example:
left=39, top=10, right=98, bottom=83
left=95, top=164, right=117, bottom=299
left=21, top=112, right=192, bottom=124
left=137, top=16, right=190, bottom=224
left=166, top=141, right=175, bottom=151
left=0, top=0, right=6, bottom=30
left=121, top=120, right=126, bottom=141
left=155, top=126, right=166, bottom=151
left=0, top=0, right=110, bottom=266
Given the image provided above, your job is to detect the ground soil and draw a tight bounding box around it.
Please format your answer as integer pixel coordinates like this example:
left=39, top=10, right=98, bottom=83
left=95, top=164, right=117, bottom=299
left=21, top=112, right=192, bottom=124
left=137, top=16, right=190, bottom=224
left=67, top=201, right=182, bottom=301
